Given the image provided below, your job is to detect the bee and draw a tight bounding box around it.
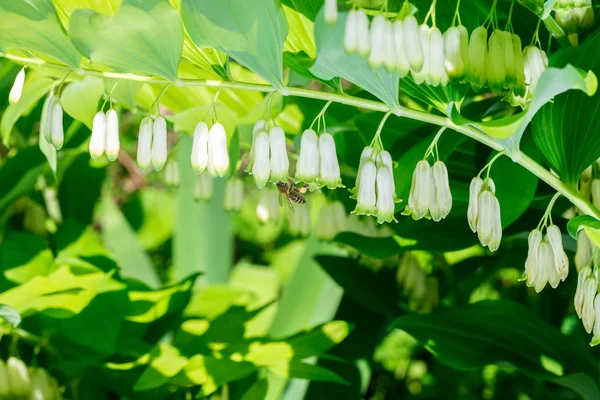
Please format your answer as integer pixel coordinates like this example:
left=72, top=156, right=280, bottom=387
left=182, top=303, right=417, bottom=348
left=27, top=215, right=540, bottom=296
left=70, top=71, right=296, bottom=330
left=276, top=180, right=309, bottom=211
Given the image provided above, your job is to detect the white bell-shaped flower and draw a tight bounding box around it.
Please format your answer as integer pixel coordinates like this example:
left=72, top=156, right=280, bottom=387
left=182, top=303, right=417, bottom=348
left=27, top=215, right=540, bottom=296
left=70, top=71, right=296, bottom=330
left=137, top=117, right=153, bottom=170
left=368, top=15, right=387, bottom=70
left=533, top=241, right=551, bottom=293
left=249, top=119, right=267, bottom=168
left=486, top=30, right=506, bottom=93
left=511, top=33, right=526, bottom=97
left=393, top=20, right=410, bottom=77
left=50, top=101, right=64, bottom=150
left=43, top=96, right=56, bottom=143
left=89, top=111, right=106, bottom=161
left=582, top=275, right=598, bottom=333
left=375, top=166, right=396, bottom=223
left=105, top=109, right=120, bottom=162
left=502, top=31, right=516, bottom=87
left=208, top=122, right=229, bottom=177
left=376, top=150, right=396, bottom=199
left=194, top=171, right=214, bottom=202
left=575, top=266, right=592, bottom=318
left=353, top=161, right=377, bottom=215
left=546, top=224, right=569, bottom=281
left=9, top=67, right=25, bottom=105
left=412, top=25, right=430, bottom=84
left=191, top=122, right=209, bottom=174
left=164, top=160, right=180, bottom=188
left=224, top=178, right=244, bottom=212
left=467, top=177, right=483, bottom=232
left=256, top=189, right=280, bottom=224
left=319, top=133, right=343, bottom=189
left=428, top=27, right=445, bottom=87
left=355, top=9, right=371, bottom=58
left=525, top=229, right=543, bottom=287
left=316, top=204, right=337, bottom=241
left=487, top=195, right=502, bottom=252
left=403, top=16, right=424, bottom=72
left=469, top=26, right=488, bottom=91
left=476, top=190, right=496, bottom=247
left=324, top=0, right=337, bottom=25
left=383, top=19, right=397, bottom=72
left=543, top=238, right=561, bottom=289
left=151, top=116, right=168, bottom=171
left=295, top=129, right=320, bottom=184
left=6, top=357, right=31, bottom=397
left=592, top=294, right=600, bottom=346
left=344, top=10, right=358, bottom=54
left=288, top=201, right=311, bottom=237
left=430, top=161, right=452, bottom=222
left=252, top=131, right=271, bottom=189
left=444, top=26, right=468, bottom=82
left=269, top=126, right=289, bottom=182
left=523, top=46, right=548, bottom=97
left=408, top=160, right=432, bottom=220
left=353, top=146, right=375, bottom=195
left=575, top=230, right=595, bottom=271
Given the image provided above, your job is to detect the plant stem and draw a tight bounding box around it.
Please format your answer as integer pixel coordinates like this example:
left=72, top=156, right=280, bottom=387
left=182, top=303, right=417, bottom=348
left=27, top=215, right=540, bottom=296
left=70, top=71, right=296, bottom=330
left=4, top=53, right=600, bottom=220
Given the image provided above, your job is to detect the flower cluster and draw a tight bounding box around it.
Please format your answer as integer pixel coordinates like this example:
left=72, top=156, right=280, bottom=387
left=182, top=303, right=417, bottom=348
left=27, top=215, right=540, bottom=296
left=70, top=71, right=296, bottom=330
left=397, top=252, right=439, bottom=313
left=352, top=147, right=398, bottom=224
left=0, top=357, right=61, bottom=399
left=288, top=202, right=312, bottom=237
left=295, top=129, right=343, bottom=190
left=191, top=121, right=230, bottom=178
left=224, top=178, right=244, bottom=212
left=164, top=160, right=180, bottom=188
left=194, top=171, right=213, bottom=202
left=404, top=160, right=452, bottom=222
left=574, top=266, right=599, bottom=343
left=89, top=109, right=120, bottom=161
left=315, top=201, right=347, bottom=241
left=468, top=177, right=502, bottom=251
left=553, top=0, right=594, bottom=34
left=248, top=120, right=290, bottom=188
left=522, top=225, right=569, bottom=292
left=136, top=116, right=169, bottom=171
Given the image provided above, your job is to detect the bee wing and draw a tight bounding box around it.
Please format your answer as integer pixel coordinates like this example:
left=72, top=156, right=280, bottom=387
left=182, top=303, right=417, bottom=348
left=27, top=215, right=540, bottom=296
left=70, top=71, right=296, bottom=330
left=278, top=193, right=284, bottom=207
left=287, top=196, right=295, bottom=212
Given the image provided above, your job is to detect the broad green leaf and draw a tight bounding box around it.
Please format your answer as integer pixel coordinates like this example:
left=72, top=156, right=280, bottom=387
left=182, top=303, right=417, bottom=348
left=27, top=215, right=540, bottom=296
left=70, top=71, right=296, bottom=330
left=333, top=232, right=402, bottom=260
left=0, top=72, right=54, bottom=145
left=60, top=76, right=104, bottom=128
left=0, top=304, right=21, bottom=328
left=0, top=231, right=54, bottom=284
left=552, top=373, right=600, bottom=400
left=283, top=5, right=316, bottom=58
left=68, top=0, right=183, bottom=81
left=310, top=10, right=401, bottom=111
left=272, top=361, right=348, bottom=385
left=280, top=0, right=321, bottom=21
left=532, top=34, right=600, bottom=184
left=286, top=320, right=352, bottom=358
left=134, top=344, right=188, bottom=391
left=53, top=0, right=121, bottom=26
left=105, top=78, right=143, bottom=110
left=567, top=215, right=600, bottom=248
left=400, top=78, right=469, bottom=112
left=392, top=300, right=597, bottom=379
left=128, top=189, right=175, bottom=250
left=0, top=0, right=81, bottom=68
left=181, top=0, right=288, bottom=89
left=39, top=95, right=57, bottom=174
left=126, top=276, right=196, bottom=323
left=241, top=379, right=269, bottom=400
left=99, top=193, right=161, bottom=289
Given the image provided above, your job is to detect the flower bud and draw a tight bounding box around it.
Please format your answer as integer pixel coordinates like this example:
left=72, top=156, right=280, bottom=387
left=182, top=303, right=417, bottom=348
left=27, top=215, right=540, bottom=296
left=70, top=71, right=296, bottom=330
left=376, top=150, right=396, bottom=200
left=476, top=190, right=496, bottom=247
left=356, top=9, right=371, bottom=58
left=257, top=188, right=280, bottom=224
left=444, top=27, right=465, bottom=82
left=383, top=19, right=397, bottom=72
left=194, top=171, right=214, bottom=202
left=543, top=239, right=561, bottom=289
left=208, top=122, right=229, bottom=177
left=252, top=131, right=271, bottom=189
left=430, top=161, right=452, bottom=222
left=574, top=6, right=594, bottom=28
left=555, top=8, right=578, bottom=33
left=525, top=229, right=543, bottom=286
left=575, top=266, right=592, bottom=318
left=268, top=126, right=289, bottom=182
left=512, top=34, right=527, bottom=97
left=592, top=294, right=600, bottom=346
left=9, top=67, right=25, bottom=105
left=458, top=25, right=471, bottom=80
left=353, top=161, right=377, bottom=215
left=0, top=360, right=10, bottom=397
left=376, top=166, right=396, bottom=223
left=469, top=26, right=488, bottom=91
left=487, top=30, right=506, bottom=93
left=319, top=133, right=343, bottom=189
left=249, top=119, right=267, bottom=168
left=591, top=179, right=600, bottom=209
left=224, top=178, right=244, bottom=212
left=428, top=27, right=445, bottom=87
left=137, top=117, right=153, bottom=170
left=295, top=129, right=320, bottom=183
left=151, top=116, right=168, bottom=171
left=368, top=15, right=386, bottom=70
left=164, top=160, right=180, bottom=188
left=412, top=25, right=430, bottom=84
left=344, top=10, right=358, bottom=54
left=393, top=20, right=410, bottom=77
left=50, top=101, right=64, bottom=150
left=89, top=111, right=106, bottom=161
left=191, top=122, right=209, bottom=174
left=523, top=46, right=547, bottom=97
left=409, top=160, right=432, bottom=220
left=7, top=357, right=31, bottom=397
left=403, top=16, right=424, bottom=72
left=316, top=204, right=336, bottom=241
left=105, top=109, right=120, bottom=162
left=546, top=224, right=569, bottom=281
left=467, top=177, right=483, bottom=232
left=575, top=230, right=594, bottom=271
left=324, top=0, right=337, bottom=25
left=582, top=276, right=598, bottom=333
left=43, top=96, right=56, bottom=143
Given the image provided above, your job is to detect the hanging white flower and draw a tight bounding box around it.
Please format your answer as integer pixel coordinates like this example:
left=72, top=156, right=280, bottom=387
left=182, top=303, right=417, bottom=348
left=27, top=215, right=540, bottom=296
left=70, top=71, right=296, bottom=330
left=355, top=9, right=371, bottom=58
left=412, top=25, right=431, bottom=85
left=353, top=161, right=377, bottom=215
left=89, top=111, right=106, bottom=161
left=375, top=166, right=396, bottom=223
left=546, top=224, right=569, bottom=281
left=50, top=101, right=64, bottom=150
left=191, top=121, right=209, bottom=174
left=164, top=160, right=180, bottom=188
left=575, top=230, right=595, bottom=271
left=105, top=109, right=120, bottom=162
left=295, top=129, right=320, bottom=184
left=43, top=96, right=56, bottom=143
left=208, top=122, right=229, bottom=177
left=224, top=178, right=244, bottom=212
left=318, top=133, right=343, bottom=189
left=269, top=126, right=289, bottom=182
left=393, top=20, right=410, bottom=77
left=252, top=131, right=271, bottom=189
left=403, top=15, right=424, bottom=73
left=469, top=26, right=488, bottom=91
left=151, top=116, right=168, bottom=171
left=9, top=67, right=25, bottom=105
left=524, top=229, right=543, bottom=287
left=428, top=27, right=445, bottom=87
left=582, top=275, right=598, bottom=333
left=383, top=19, right=397, bottom=72
left=430, top=161, right=452, bottom=222
left=137, top=117, right=153, bottom=170
left=324, top=0, right=337, bottom=25
left=249, top=119, right=267, bottom=168
left=194, top=171, right=214, bottom=202
left=344, top=9, right=358, bottom=55
left=407, top=160, right=432, bottom=220
left=368, top=15, right=387, bottom=70
left=256, top=188, right=280, bottom=224
left=467, top=177, right=483, bottom=232
left=575, top=266, right=592, bottom=318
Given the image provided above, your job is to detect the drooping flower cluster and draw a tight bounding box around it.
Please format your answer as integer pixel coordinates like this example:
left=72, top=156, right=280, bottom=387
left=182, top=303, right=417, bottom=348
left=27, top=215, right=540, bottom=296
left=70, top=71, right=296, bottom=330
left=315, top=201, right=348, bottom=241
left=468, top=177, right=502, bottom=251
left=223, top=178, right=244, bottom=212
left=352, top=147, right=398, bottom=224
left=194, top=171, right=213, bottom=202
left=574, top=265, right=599, bottom=342
left=89, top=109, right=120, bottom=161
left=553, top=0, right=594, bottom=34
left=248, top=120, right=290, bottom=188
left=164, top=160, right=180, bottom=188
left=522, top=225, right=569, bottom=292
left=136, top=116, right=169, bottom=171
left=0, top=357, right=61, bottom=399
left=191, top=121, right=230, bottom=178
left=294, top=129, right=343, bottom=190
left=397, top=252, right=439, bottom=313
left=404, top=160, right=452, bottom=222
left=288, top=202, right=311, bottom=237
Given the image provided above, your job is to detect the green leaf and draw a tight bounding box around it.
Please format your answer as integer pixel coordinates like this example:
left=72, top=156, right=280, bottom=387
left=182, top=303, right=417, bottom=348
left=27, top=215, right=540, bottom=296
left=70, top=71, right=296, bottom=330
left=60, top=76, right=104, bottom=128
left=181, top=0, right=288, bottom=89
left=567, top=215, right=600, bottom=248
left=68, top=0, right=183, bottom=81
left=240, top=379, right=269, bottom=400
left=105, top=78, right=143, bottom=110
left=1, top=72, right=54, bottom=145
left=0, top=231, right=54, bottom=284
left=278, top=361, right=349, bottom=385
left=286, top=321, right=353, bottom=358
left=391, top=300, right=597, bottom=379
left=310, top=10, right=401, bottom=111
left=552, top=373, right=600, bottom=400
left=0, top=304, right=21, bottom=328
left=134, top=344, right=189, bottom=391
left=126, top=276, right=196, bottom=323
left=333, top=232, right=402, bottom=260
left=0, top=0, right=81, bottom=68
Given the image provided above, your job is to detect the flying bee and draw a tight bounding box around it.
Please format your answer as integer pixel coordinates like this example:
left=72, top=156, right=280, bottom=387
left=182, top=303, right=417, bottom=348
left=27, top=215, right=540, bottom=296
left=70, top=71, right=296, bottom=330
left=276, top=180, right=309, bottom=211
